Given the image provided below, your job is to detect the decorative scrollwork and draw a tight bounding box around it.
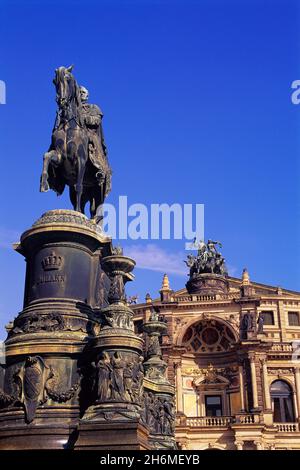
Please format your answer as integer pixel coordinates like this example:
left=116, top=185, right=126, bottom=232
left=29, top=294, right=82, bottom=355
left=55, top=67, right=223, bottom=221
left=45, top=367, right=80, bottom=403
left=101, top=306, right=134, bottom=330
left=11, top=313, right=65, bottom=335
left=32, top=210, right=98, bottom=230
left=0, top=389, right=16, bottom=408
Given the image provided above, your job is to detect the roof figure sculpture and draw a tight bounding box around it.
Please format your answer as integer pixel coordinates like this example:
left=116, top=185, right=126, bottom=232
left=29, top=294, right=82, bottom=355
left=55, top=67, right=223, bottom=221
left=184, top=239, right=228, bottom=277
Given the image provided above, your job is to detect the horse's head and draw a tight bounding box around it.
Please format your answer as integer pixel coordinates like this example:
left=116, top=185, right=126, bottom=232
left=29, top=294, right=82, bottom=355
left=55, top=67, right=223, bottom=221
left=53, top=65, right=78, bottom=109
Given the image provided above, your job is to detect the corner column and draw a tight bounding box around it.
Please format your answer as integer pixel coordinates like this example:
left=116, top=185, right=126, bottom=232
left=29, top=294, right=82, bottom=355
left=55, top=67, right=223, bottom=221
left=238, top=362, right=245, bottom=412
left=254, top=440, right=262, bottom=450
left=261, top=358, right=271, bottom=410
left=175, top=361, right=183, bottom=413
left=294, top=368, right=300, bottom=420
left=235, top=440, right=243, bottom=450
left=249, top=353, right=259, bottom=409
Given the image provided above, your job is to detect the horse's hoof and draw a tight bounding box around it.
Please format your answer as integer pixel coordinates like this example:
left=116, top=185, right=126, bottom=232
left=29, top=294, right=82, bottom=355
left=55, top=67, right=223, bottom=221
left=40, top=182, right=50, bottom=192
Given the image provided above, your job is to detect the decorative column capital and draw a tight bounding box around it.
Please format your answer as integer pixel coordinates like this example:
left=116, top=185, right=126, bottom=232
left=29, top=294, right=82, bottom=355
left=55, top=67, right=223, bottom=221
left=259, top=356, right=267, bottom=366
left=254, top=440, right=262, bottom=450
left=237, top=357, right=245, bottom=367
left=173, top=359, right=182, bottom=369
left=248, top=352, right=256, bottom=362
left=234, top=440, right=244, bottom=450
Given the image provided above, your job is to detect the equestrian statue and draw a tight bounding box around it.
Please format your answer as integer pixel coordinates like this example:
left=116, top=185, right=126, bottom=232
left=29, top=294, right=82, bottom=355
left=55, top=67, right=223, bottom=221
left=40, top=65, right=112, bottom=221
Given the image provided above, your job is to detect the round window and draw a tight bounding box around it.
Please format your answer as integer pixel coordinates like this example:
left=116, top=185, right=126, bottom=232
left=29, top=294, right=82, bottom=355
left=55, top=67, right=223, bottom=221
left=201, top=327, right=219, bottom=345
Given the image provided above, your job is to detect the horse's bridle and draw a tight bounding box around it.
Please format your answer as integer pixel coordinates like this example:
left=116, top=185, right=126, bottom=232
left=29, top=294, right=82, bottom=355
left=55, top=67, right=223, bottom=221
left=56, top=104, right=82, bottom=129
left=55, top=69, right=83, bottom=129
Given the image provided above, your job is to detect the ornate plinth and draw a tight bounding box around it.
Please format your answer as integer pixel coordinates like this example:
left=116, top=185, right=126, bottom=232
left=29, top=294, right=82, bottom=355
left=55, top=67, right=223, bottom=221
left=0, top=211, right=175, bottom=450
left=186, top=273, right=229, bottom=295
left=0, top=210, right=112, bottom=449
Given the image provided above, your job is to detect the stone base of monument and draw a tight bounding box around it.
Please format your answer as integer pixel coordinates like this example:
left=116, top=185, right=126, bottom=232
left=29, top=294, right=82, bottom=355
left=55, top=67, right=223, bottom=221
left=186, top=273, right=229, bottom=296
left=0, top=210, right=112, bottom=450
left=0, top=417, right=78, bottom=449
left=0, top=209, right=176, bottom=450
left=75, top=419, right=151, bottom=450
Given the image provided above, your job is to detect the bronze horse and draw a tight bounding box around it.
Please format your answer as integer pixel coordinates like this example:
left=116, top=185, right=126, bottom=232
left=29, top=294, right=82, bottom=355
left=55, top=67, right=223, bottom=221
left=40, top=66, right=111, bottom=220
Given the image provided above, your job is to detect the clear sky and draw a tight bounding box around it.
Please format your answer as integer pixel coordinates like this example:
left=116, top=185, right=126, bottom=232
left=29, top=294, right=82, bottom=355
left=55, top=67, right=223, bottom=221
left=0, top=0, right=299, bottom=336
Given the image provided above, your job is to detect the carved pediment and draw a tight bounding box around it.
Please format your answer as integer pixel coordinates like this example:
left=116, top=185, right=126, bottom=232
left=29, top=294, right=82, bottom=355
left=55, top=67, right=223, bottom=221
left=192, top=365, right=230, bottom=388
left=193, top=374, right=229, bottom=387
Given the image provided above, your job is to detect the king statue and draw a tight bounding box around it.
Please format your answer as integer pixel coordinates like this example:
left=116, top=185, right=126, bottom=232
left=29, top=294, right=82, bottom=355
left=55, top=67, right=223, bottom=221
left=40, top=66, right=112, bottom=222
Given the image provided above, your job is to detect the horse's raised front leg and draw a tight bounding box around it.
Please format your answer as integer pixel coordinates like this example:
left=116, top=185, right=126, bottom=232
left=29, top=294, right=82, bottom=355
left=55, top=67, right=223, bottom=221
left=40, top=150, right=59, bottom=192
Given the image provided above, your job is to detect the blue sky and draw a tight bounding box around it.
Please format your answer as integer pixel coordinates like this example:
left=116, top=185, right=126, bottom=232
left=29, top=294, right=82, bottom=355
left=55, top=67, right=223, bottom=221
left=0, top=0, right=299, bottom=335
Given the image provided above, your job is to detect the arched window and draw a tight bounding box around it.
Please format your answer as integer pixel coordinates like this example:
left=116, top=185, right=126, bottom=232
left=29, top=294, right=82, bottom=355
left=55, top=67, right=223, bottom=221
left=182, top=319, right=236, bottom=353
left=270, top=380, right=295, bottom=422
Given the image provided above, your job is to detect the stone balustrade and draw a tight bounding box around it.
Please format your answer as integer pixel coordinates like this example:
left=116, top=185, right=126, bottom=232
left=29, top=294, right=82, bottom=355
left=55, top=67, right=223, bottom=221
left=270, top=343, right=293, bottom=352
left=234, top=413, right=262, bottom=424
left=178, top=414, right=300, bottom=434
left=275, top=423, right=299, bottom=432
left=180, top=413, right=262, bottom=427
left=186, top=416, right=233, bottom=427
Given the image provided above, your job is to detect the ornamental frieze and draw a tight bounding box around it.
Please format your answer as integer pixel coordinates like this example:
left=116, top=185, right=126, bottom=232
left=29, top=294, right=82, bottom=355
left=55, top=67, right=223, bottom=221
left=267, top=368, right=294, bottom=375
left=11, top=313, right=65, bottom=335
left=45, top=367, right=80, bottom=403
left=0, top=357, right=81, bottom=422
left=9, top=313, right=96, bottom=337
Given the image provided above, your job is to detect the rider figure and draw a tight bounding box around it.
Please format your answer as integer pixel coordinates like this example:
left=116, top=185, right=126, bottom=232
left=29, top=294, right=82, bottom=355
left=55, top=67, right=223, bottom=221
left=196, top=240, right=207, bottom=257
left=79, top=86, right=110, bottom=188
left=207, top=239, right=222, bottom=258
left=184, top=238, right=228, bottom=276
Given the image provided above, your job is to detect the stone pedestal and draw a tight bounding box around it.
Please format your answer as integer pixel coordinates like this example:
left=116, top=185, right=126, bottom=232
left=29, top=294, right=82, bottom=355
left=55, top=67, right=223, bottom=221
left=0, top=210, right=175, bottom=450
left=0, top=210, right=112, bottom=449
left=186, top=273, right=229, bottom=296
left=75, top=420, right=150, bottom=450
